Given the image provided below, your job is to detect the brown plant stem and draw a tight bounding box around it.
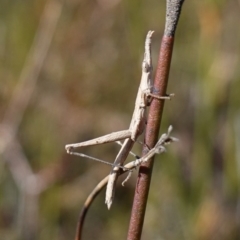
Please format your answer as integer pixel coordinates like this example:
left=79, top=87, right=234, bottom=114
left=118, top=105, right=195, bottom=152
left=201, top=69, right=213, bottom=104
left=127, top=1, right=184, bottom=239
left=75, top=175, right=109, bottom=240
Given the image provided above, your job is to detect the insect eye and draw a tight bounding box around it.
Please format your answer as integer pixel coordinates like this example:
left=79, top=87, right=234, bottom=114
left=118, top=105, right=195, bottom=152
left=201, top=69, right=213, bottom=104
left=142, top=61, right=150, bottom=72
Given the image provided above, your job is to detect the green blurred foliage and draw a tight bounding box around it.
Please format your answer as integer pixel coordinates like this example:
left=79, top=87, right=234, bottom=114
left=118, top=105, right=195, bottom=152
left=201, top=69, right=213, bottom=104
left=0, top=0, right=240, bottom=239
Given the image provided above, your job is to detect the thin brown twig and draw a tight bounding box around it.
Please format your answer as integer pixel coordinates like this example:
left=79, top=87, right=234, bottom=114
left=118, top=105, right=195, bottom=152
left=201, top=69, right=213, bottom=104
left=127, top=1, right=185, bottom=239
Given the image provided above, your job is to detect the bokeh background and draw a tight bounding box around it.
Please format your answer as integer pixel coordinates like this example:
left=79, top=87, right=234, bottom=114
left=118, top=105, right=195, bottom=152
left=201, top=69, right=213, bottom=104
left=1, top=0, right=240, bottom=239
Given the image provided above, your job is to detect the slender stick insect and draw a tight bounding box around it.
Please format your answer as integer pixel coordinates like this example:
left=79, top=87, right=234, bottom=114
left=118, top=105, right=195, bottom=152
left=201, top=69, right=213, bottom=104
left=65, top=31, right=173, bottom=208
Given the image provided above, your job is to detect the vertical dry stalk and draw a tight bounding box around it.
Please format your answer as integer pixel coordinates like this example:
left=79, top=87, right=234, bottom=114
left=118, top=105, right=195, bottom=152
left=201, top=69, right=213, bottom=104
left=127, top=1, right=185, bottom=239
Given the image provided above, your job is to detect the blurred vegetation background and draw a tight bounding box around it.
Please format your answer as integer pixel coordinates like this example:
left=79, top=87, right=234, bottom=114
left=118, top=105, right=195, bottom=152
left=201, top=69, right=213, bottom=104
left=0, top=0, right=240, bottom=239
